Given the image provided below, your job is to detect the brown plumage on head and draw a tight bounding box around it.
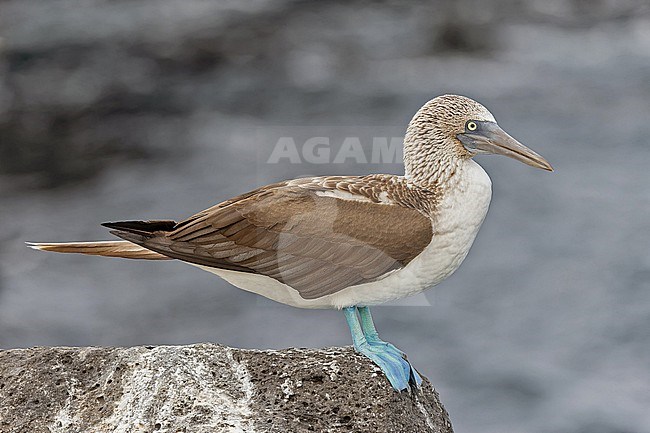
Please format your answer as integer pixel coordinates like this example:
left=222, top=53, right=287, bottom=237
left=404, top=94, right=496, bottom=186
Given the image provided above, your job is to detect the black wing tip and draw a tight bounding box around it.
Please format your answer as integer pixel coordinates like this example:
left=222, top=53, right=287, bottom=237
left=101, top=221, right=126, bottom=230
left=101, top=220, right=177, bottom=234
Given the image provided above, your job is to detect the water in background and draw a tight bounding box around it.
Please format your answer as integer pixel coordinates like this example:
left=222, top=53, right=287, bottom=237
left=1, top=1, right=649, bottom=432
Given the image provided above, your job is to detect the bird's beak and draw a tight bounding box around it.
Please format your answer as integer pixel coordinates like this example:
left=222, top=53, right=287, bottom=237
left=457, top=122, right=553, bottom=171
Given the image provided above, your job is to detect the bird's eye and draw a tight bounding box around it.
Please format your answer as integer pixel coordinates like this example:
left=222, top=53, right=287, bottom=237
left=466, top=121, right=477, bottom=131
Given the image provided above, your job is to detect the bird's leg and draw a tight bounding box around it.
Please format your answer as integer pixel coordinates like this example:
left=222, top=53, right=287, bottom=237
left=357, top=306, right=423, bottom=387
left=343, top=307, right=410, bottom=391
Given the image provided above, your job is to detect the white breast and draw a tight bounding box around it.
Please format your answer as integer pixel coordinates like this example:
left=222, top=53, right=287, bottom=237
left=190, top=160, right=492, bottom=309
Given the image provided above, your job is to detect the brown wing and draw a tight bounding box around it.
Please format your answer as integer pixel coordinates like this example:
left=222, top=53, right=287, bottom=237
left=110, top=181, right=433, bottom=300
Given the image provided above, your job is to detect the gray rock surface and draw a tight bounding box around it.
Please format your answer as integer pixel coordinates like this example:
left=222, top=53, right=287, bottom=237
left=0, top=344, right=453, bottom=433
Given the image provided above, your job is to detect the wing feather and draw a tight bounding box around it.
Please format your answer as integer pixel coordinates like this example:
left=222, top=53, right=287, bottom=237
left=117, top=177, right=433, bottom=300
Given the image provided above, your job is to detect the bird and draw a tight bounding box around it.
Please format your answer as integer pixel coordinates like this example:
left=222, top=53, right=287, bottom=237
left=28, top=94, right=552, bottom=391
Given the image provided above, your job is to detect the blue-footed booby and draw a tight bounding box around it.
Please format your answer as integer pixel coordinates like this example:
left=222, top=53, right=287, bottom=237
left=28, top=95, right=552, bottom=391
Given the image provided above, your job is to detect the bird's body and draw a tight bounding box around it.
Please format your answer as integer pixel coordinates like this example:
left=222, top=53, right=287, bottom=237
left=193, top=160, right=491, bottom=309
left=29, top=95, right=552, bottom=391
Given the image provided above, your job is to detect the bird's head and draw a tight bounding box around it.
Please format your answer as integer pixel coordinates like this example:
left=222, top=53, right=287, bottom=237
left=404, top=94, right=552, bottom=185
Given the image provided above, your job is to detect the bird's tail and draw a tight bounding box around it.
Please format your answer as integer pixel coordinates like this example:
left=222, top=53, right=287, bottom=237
left=26, top=241, right=171, bottom=260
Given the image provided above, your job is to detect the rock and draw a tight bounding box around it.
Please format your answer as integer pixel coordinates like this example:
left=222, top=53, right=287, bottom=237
left=0, top=344, right=453, bottom=433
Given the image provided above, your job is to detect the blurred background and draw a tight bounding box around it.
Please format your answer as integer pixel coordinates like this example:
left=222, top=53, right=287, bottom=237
left=1, top=1, right=650, bottom=432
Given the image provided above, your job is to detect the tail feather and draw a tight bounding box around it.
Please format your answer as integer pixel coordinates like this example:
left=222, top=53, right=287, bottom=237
left=26, top=241, right=172, bottom=260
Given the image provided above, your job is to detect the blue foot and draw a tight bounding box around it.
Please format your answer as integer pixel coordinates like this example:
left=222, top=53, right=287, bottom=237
left=357, top=306, right=423, bottom=388
left=344, top=306, right=422, bottom=391
left=355, top=341, right=412, bottom=391
left=365, top=338, right=423, bottom=387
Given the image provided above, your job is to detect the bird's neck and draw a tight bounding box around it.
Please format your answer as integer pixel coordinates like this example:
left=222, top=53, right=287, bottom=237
left=403, top=151, right=465, bottom=189
left=402, top=127, right=470, bottom=188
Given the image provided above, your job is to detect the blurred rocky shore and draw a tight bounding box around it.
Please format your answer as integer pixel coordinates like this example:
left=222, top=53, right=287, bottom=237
left=1, top=0, right=647, bottom=189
